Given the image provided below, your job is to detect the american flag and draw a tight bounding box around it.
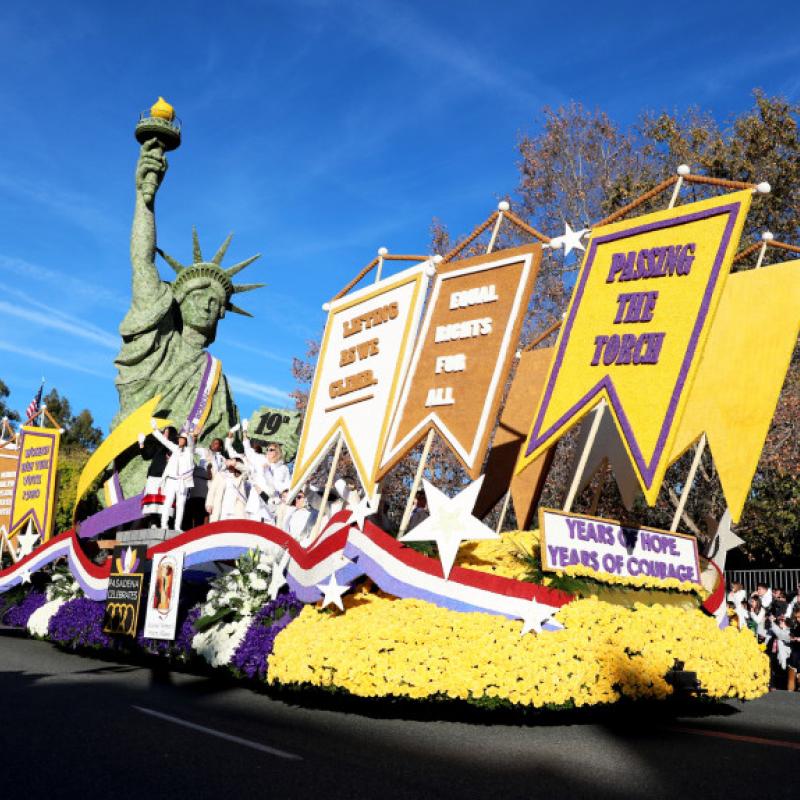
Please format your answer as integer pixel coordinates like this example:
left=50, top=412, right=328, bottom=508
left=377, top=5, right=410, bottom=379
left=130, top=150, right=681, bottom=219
left=26, top=383, right=43, bottom=424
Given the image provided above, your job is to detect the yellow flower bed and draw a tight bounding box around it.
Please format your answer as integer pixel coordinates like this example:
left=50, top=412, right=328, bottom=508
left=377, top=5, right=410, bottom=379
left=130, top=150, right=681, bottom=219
left=457, top=531, right=540, bottom=580
left=268, top=593, right=768, bottom=707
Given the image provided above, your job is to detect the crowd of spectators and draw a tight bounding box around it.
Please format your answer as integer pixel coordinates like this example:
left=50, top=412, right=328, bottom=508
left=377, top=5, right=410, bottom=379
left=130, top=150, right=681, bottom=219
left=727, top=581, right=800, bottom=691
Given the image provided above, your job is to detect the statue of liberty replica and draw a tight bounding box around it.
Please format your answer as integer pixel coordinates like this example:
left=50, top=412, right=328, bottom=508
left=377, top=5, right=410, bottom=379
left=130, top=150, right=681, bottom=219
left=112, top=98, right=262, bottom=498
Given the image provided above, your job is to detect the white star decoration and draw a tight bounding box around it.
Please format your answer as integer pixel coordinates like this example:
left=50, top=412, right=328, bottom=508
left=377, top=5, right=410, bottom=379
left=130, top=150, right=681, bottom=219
left=400, top=477, right=499, bottom=579
left=20, top=568, right=32, bottom=584
left=268, top=557, right=288, bottom=600
left=519, top=595, right=556, bottom=636
left=348, top=492, right=380, bottom=531
left=0, top=526, right=18, bottom=564
left=317, top=571, right=350, bottom=611
left=551, top=222, right=589, bottom=257
left=16, top=520, right=40, bottom=558
left=707, top=508, right=744, bottom=573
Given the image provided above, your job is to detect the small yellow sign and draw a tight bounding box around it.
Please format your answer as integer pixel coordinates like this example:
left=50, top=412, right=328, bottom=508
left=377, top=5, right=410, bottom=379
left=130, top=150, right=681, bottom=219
left=517, top=191, right=752, bottom=504
left=9, top=426, right=61, bottom=541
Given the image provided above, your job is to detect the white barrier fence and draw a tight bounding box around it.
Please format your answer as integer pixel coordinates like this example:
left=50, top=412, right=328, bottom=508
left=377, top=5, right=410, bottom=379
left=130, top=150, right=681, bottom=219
left=725, top=568, right=800, bottom=595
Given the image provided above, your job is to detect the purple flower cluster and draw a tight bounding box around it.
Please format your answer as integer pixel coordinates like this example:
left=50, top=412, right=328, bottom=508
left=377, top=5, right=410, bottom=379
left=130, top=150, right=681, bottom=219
left=231, top=592, right=303, bottom=680
left=47, top=597, right=112, bottom=650
left=137, top=630, right=173, bottom=656
left=3, top=591, right=47, bottom=628
left=137, top=606, right=202, bottom=659
left=174, top=606, right=202, bottom=659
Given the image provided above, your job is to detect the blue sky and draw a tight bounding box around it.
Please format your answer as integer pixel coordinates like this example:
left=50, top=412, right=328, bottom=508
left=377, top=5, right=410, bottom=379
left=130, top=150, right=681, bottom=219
left=0, top=0, right=798, bottom=431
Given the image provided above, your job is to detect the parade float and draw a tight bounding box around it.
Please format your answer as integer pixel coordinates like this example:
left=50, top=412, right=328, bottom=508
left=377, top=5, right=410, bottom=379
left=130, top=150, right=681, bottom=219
left=2, top=98, right=798, bottom=711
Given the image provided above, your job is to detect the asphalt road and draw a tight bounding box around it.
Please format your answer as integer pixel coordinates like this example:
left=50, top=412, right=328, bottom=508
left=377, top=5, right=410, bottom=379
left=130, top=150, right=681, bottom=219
left=1, top=634, right=798, bottom=799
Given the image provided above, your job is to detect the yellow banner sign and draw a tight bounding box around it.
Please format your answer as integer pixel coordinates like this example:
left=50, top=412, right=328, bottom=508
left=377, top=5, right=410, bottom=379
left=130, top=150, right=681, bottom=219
left=9, top=426, right=61, bottom=541
left=668, top=259, right=800, bottom=522
left=517, top=191, right=752, bottom=504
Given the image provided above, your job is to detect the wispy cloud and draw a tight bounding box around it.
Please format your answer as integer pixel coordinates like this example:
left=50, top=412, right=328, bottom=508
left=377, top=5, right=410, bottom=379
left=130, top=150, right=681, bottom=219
left=0, top=292, right=118, bottom=350
left=0, top=341, right=110, bottom=379
left=0, top=254, right=128, bottom=311
left=218, top=339, right=291, bottom=365
left=344, top=1, right=553, bottom=109
left=0, top=171, right=122, bottom=240
left=228, top=374, right=292, bottom=404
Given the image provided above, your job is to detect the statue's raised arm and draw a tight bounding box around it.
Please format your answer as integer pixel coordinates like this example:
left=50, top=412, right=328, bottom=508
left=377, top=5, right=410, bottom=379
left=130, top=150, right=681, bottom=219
left=130, top=137, right=169, bottom=308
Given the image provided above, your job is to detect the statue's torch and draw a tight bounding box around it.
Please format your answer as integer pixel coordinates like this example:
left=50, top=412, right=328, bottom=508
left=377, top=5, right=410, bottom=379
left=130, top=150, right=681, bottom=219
left=135, top=97, right=181, bottom=204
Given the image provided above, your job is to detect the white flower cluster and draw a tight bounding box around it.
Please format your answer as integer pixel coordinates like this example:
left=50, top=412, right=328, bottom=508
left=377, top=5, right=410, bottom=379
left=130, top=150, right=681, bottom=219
left=199, top=548, right=279, bottom=621
left=192, top=617, right=251, bottom=668
left=191, top=547, right=283, bottom=668
left=46, top=562, right=83, bottom=602
left=27, top=599, right=65, bottom=637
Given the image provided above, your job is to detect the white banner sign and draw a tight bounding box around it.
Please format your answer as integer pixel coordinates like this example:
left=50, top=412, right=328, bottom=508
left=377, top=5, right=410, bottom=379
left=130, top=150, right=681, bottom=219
left=291, top=261, right=431, bottom=495
left=539, top=508, right=701, bottom=584
left=143, top=552, right=184, bottom=640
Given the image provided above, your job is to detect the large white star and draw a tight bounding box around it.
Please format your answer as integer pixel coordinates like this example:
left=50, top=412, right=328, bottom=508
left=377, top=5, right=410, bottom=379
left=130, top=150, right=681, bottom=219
left=317, top=571, right=350, bottom=611
left=519, top=595, right=556, bottom=636
left=16, top=520, right=40, bottom=558
left=20, top=568, right=32, bottom=585
left=400, top=477, right=499, bottom=579
left=348, top=492, right=380, bottom=531
left=551, top=222, right=589, bottom=257
left=707, top=508, right=744, bottom=573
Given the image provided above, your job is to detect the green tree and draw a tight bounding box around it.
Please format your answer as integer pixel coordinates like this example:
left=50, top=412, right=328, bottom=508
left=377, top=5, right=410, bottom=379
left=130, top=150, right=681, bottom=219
left=0, top=379, right=20, bottom=423
left=42, top=388, right=103, bottom=451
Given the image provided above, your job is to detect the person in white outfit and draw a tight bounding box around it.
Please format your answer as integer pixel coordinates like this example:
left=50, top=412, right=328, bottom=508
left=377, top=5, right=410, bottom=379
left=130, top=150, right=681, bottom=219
left=206, top=458, right=249, bottom=522
left=264, top=442, right=291, bottom=498
left=285, top=489, right=318, bottom=543
left=150, top=419, right=195, bottom=531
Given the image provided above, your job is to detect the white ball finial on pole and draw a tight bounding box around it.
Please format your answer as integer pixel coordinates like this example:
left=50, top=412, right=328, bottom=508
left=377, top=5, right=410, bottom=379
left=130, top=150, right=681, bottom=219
left=677, top=164, right=691, bottom=176
left=756, top=181, right=771, bottom=194
left=497, top=200, right=510, bottom=212
left=761, top=231, right=774, bottom=241
left=377, top=247, right=389, bottom=256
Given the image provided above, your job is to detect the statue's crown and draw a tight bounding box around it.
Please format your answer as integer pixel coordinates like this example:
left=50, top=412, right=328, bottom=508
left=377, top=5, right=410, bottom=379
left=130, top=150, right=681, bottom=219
left=158, top=228, right=263, bottom=317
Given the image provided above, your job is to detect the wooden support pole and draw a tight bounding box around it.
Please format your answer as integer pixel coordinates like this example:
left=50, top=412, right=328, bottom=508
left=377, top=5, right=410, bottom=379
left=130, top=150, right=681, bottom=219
left=563, top=400, right=606, bottom=513
left=375, top=248, right=387, bottom=283
left=588, top=458, right=608, bottom=516
left=755, top=233, right=773, bottom=269
left=670, top=433, right=706, bottom=533
left=486, top=209, right=505, bottom=254
left=495, top=490, right=512, bottom=534
left=398, top=428, right=435, bottom=537
left=311, top=434, right=344, bottom=538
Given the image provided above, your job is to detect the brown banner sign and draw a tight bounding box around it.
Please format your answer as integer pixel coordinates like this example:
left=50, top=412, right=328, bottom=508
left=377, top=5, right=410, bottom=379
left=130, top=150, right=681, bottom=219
left=473, top=346, right=555, bottom=527
left=379, top=245, right=542, bottom=479
left=291, top=261, right=431, bottom=495
left=0, top=443, right=19, bottom=536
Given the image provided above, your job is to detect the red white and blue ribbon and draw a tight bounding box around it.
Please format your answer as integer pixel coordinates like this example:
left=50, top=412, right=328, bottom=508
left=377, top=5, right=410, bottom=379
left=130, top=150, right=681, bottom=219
left=0, top=529, right=109, bottom=600
left=0, top=514, right=727, bottom=629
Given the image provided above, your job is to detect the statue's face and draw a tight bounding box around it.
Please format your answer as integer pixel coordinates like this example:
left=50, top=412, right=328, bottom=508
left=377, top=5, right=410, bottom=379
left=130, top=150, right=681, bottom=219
left=181, top=283, right=226, bottom=336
